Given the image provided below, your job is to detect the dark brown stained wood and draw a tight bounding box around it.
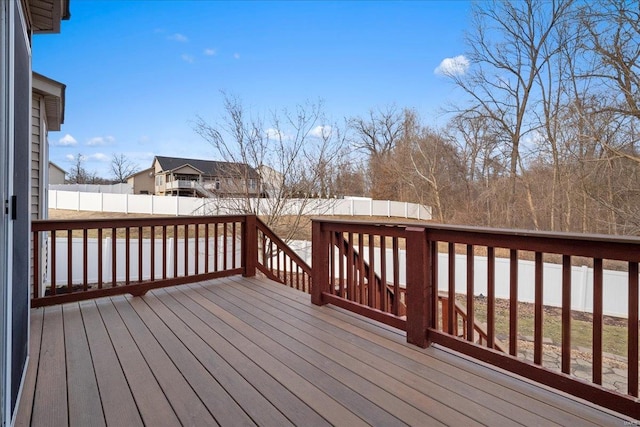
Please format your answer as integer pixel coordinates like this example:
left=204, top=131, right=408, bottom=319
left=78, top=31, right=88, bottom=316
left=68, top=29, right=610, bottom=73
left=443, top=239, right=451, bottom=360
left=242, top=276, right=624, bottom=426
left=94, top=298, right=181, bottom=426
left=67, top=229, right=73, bottom=291
left=14, top=308, right=44, bottom=427
left=157, top=287, right=361, bottom=427
left=79, top=300, right=143, bottom=426
left=184, top=283, right=412, bottom=427
left=466, top=245, right=474, bottom=342
left=148, top=288, right=325, bottom=427
left=30, top=306, right=67, bottom=427
left=125, top=296, right=262, bottom=427
left=562, top=255, right=572, bottom=374
left=629, top=262, right=639, bottom=397
left=509, top=249, right=518, bottom=356
left=447, top=242, right=455, bottom=335
left=534, top=251, right=543, bottom=365
left=62, top=304, right=105, bottom=427
left=222, top=278, right=551, bottom=426
left=487, top=246, right=495, bottom=348
left=593, top=257, right=603, bottom=385
left=109, top=296, right=219, bottom=426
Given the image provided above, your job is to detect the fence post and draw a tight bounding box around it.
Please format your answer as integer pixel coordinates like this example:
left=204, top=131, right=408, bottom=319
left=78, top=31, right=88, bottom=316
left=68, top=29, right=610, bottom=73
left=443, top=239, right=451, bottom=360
left=243, top=215, right=257, bottom=277
left=405, top=226, right=431, bottom=348
left=311, top=220, right=329, bottom=306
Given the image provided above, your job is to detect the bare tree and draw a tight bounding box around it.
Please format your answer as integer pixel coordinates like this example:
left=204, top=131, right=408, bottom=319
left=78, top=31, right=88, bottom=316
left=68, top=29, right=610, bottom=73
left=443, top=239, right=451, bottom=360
left=194, top=93, right=344, bottom=241
left=445, top=0, right=575, bottom=227
left=110, top=153, right=139, bottom=183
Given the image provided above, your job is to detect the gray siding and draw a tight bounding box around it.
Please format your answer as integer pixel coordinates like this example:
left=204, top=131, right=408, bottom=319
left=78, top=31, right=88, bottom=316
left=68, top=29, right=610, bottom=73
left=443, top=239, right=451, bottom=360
left=31, top=94, right=41, bottom=220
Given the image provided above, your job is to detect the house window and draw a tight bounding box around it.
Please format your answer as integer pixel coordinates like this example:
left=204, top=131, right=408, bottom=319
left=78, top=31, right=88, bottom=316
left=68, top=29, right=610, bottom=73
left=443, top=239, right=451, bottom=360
left=155, top=175, right=163, bottom=186
left=248, top=179, right=256, bottom=190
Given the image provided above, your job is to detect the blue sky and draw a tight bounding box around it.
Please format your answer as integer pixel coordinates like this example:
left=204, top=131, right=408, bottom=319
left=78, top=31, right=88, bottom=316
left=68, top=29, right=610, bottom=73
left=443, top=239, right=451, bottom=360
left=33, top=1, right=472, bottom=179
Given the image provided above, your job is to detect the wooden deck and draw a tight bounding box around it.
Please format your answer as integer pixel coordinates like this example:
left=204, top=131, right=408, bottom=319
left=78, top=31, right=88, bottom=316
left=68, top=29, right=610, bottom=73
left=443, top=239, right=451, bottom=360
left=16, top=276, right=632, bottom=426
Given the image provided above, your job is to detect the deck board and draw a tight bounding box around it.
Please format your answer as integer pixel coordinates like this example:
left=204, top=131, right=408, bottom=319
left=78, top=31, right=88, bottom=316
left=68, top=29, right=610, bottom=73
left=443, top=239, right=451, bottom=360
left=17, top=275, right=634, bottom=426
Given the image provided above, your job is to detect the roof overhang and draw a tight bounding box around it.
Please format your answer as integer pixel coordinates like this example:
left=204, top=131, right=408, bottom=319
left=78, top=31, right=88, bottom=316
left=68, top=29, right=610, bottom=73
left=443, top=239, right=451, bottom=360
left=33, top=72, right=66, bottom=131
left=25, top=0, right=70, bottom=34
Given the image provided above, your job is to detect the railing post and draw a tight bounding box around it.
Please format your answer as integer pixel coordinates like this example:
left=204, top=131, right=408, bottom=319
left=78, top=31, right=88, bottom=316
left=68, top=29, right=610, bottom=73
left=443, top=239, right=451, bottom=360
left=311, top=220, right=329, bottom=306
left=406, top=226, right=431, bottom=348
left=243, top=215, right=257, bottom=277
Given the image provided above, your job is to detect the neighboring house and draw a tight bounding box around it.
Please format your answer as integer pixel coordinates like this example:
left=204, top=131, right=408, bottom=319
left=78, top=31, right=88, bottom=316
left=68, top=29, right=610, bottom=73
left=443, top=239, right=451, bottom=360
left=0, top=1, right=69, bottom=424
left=153, top=156, right=260, bottom=198
left=257, top=164, right=284, bottom=198
left=127, top=167, right=155, bottom=194
left=48, top=161, right=67, bottom=185
left=32, top=73, right=66, bottom=221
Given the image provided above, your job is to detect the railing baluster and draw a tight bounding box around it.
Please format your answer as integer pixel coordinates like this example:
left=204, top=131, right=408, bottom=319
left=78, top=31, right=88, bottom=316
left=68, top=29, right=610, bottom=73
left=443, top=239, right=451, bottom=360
left=368, top=234, right=375, bottom=308
left=509, top=249, right=518, bottom=356
left=430, top=240, right=438, bottom=328
left=593, top=257, right=603, bottom=385
left=487, top=246, right=495, bottom=349
left=137, top=226, right=143, bottom=282
left=534, top=251, right=543, bottom=365
left=184, top=224, right=189, bottom=276
left=67, top=229, right=73, bottom=292
left=33, top=231, right=39, bottom=298
left=204, top=223, right=209, bottom=274
left=194, top=223, right=199, bottom=275
left=380, top=236, right=387, bottom=312
left=150, top=226, right=155, bottom=281
left=83, top=229, right=88, bottom=291
left=214, top=223, right=219, bottom=272
left=232, top=222, right=237, bottom=269
left=338, top=232, right=344, bottom=298
left=98, top=228, right=103, bottom=289
left=162, top=225, right=167, bottom=279
left=111, top=227, right=117, bottom=287
left=223, top=223, right=228, bottom=271
left=358, top=234, right=365, bottom=304
left=447, top=242, right=455, bottom=335
left=629, top=261, right=639, bottom=397
left=347, top=232, right=354, bottom=301
left=173, top=225, right=178, bottom=278
left=561, top=255, right=571, bottom=374
left=51, top=230, right=56, bottom=295
left=466, top=244, right=474, bottom=342
left=392, top=236, right=399, bottom=316
left=125, top=227, right=130, bottom=285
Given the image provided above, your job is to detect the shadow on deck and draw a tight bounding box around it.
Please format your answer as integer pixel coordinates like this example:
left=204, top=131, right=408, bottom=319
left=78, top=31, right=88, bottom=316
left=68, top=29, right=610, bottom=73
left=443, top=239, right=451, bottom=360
left=17, top=276, right=629, bottom=426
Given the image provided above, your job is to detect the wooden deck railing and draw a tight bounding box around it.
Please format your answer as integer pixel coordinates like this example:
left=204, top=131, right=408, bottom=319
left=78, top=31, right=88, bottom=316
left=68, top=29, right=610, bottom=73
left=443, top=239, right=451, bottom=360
left=31, top=215, right=312, bottom=308
left=255, top=217, right=312, bottom=292
left=31, top=215, right=248, bottom=307
left=311, top=219, right=639, bottom=418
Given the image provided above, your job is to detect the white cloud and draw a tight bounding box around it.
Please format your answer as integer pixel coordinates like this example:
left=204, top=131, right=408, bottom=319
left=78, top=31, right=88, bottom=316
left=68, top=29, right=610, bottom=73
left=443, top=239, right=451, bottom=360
left=65, top=154, right=75, bottom=161
left=168, top=33, right=188, bottom=42
left=203, top=48, right=216, bottom=56
left=86, top=136, right=115, bottom=146
left=309, top=125, right=332, bottom=139
left=87, top=153, right=110, bottom=162
left=181, top=54, right=195, bottom=63
left=57, top=134, right=77, bottom=146
left=265, top=128, right=285, bottom=140
left=434, top=55, right=470, bottom=76
left=233, top=53, right=240, bottom=59
left=138, top=135, right=150, bottom=144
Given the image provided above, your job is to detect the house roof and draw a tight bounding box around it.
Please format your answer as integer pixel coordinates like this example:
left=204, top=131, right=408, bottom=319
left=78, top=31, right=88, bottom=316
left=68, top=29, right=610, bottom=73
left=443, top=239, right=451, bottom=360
left=33, top=72, right=66, bottom=131
left=126, top=167, right=154, bottom=180
left=154, top=156, right=259, bottom=179
left=27, top=0, right=71, bottom=34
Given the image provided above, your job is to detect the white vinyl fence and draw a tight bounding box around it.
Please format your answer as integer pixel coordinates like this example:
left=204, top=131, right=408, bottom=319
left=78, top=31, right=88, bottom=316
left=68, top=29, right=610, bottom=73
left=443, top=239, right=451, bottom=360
left=288, top=241, right=636, bottom=319
left=49, top=183, right=133, bottom=194
left=48, top=190, right=432, bottom=220
left=43, top=236, right=635, bottom=318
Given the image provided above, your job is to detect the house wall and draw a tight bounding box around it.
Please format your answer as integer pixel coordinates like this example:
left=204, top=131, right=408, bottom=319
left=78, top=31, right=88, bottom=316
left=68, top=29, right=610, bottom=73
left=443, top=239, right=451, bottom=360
left=127, top=168, right=154, bottom=194
left=31, top=94, right=46, bottom=220
left=48, top=164, right=65, bottom=185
